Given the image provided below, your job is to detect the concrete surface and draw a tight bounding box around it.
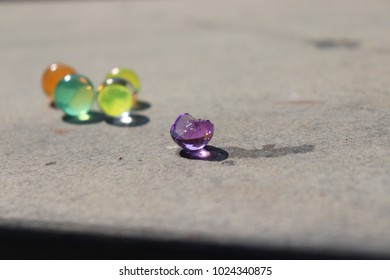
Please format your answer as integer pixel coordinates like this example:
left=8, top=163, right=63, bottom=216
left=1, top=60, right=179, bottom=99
left=0, top=0, right=390, bottom=257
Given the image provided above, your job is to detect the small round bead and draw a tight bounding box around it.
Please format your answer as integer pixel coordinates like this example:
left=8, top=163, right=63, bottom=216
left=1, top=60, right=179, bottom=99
left=105, top=67, right=140, bottom=93
left=54, top=74, right=95, bottom=117
left=42, top=63, right=76, bottom=99
left=98, top=83, right=133, bottom=118
left=170, top=113, right=214, bottom=151
left=97, top=77, right=135, bottom=94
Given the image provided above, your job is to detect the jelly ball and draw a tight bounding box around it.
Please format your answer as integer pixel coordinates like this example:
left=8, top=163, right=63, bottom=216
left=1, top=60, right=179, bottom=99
left=97, top=77, right=135, bottom=94
left=170, top=113, right=214, bottom=151
left=98, top=83, right=133, bottom=118
left=54, top=74, right=95, bottom=117
left=42, top=63, right=76, bottom=99
left=105, top=67, right=141, bottom=94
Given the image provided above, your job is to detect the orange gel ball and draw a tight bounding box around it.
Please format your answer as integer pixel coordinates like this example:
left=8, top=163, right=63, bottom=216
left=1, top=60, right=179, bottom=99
left=42, top=63, right=76, bottom=99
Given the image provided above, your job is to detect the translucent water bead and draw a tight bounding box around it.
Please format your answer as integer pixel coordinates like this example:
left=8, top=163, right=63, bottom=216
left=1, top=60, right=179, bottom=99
left=54, top=74, right=95, bottom=117
left=170, top=113, right=214, bottom=151
left=97, top=78, right=134, bottom=118
left=42, top=63, right=76, bottom=99
left=105, top=68, right=140, bottom=106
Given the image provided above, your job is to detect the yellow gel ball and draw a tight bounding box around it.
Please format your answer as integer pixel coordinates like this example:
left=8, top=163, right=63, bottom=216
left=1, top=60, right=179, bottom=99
left=105, top=67, right=141, bottom=93
left=98, top=84, right=133, bottom=117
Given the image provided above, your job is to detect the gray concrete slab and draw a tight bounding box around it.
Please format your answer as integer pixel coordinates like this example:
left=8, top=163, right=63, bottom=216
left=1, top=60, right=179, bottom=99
left=0, top=0, right=389, bottom=256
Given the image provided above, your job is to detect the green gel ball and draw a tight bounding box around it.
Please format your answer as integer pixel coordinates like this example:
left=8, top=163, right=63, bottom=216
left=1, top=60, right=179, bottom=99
left=98, top=84, right=133, bottom=118
left=54, top=74, right=95, bottom=117
left=105, top=68, right=140, bottom=93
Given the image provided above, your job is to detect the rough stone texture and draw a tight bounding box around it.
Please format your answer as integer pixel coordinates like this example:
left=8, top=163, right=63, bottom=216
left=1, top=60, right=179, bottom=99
left=0, top=0, right=389, bottom=256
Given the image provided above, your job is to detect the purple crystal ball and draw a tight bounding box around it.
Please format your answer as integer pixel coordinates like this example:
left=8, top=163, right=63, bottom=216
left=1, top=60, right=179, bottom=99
left=170, top=113, right=214, bottom=151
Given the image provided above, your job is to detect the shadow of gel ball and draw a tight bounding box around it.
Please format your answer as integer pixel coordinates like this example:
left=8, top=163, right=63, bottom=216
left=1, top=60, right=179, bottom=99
left=132, top=100, right=151, bottom=111
left=105, top=114, right=150, bottom=127
left=62, top=111, right=104, bottom=125
left=179, top=146, right=229, bottom=162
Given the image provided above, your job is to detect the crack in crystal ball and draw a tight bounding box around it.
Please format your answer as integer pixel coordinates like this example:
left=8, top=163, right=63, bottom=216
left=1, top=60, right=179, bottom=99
left=170, top=113, right=214, bottom=151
